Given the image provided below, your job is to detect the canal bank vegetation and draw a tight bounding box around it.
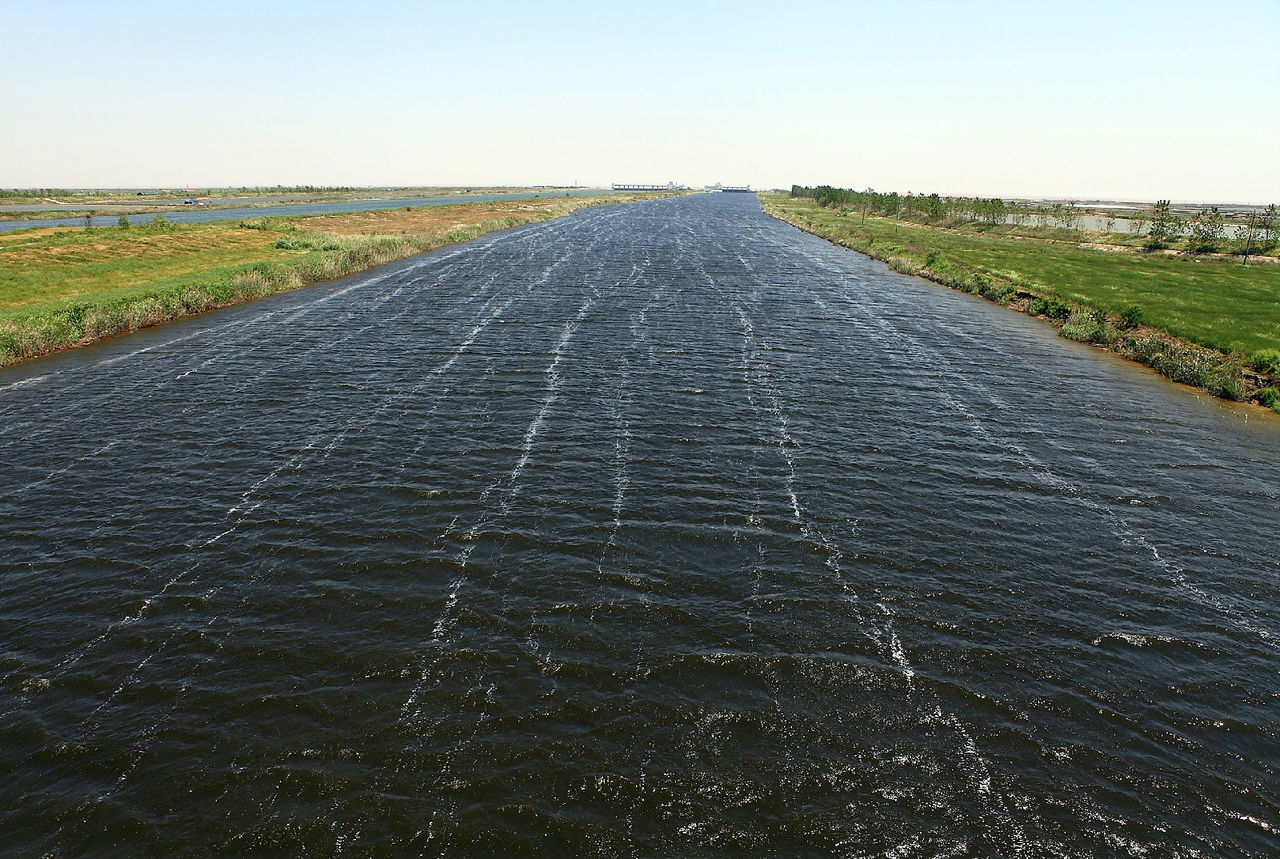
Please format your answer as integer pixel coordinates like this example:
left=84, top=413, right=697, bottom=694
left=792, top=186, right=1280, bottom=259
left=0, top=192, right=673, bottom=367
left=762, top=191, right=1280, bottom=412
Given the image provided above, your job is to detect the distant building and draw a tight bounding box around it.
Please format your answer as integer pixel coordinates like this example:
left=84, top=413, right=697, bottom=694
left=612, top=182, right=688, bottom=192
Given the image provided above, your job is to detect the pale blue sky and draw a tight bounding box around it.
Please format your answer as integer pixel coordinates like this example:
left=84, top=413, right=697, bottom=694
left=4, top=0, right=1277, bottom=202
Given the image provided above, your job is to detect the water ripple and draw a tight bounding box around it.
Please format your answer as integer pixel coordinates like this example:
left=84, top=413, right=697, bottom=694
left=2, top=194, right=1277, bottom=856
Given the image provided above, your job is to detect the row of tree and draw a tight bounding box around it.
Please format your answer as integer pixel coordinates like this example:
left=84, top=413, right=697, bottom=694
left=791, top=185, right=1279, bottom=254
left=1145, top=200, right=1280, bottom=253
left=0, top=188, right=77, bottom=199
left=793, top=185, right=1073, bottom=228
left=231, top=185, right=358, bottom=193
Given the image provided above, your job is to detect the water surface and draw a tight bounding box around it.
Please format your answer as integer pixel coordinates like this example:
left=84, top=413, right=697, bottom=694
left=1, top=193, right=1277, bottom=856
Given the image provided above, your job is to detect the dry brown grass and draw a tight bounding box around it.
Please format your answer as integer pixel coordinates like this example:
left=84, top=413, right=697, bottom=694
left=297, top=200, right=557, bottom=236
left=294, top=194, right=668, bottom=237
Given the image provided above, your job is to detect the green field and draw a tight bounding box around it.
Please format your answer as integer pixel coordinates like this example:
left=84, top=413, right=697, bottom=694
left=762, top=194, right=1280, bottom=407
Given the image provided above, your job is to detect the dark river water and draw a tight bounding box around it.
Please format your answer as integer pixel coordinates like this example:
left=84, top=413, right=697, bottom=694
left=2, top=193, right=1278, bottom=857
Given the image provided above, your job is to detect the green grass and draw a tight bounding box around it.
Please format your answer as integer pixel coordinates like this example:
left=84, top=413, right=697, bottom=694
left=922, top=230, right=1279, bottom=356
left=0, top=220, right=292, bottom=310
left=763, top=194, right=1280, bottom=409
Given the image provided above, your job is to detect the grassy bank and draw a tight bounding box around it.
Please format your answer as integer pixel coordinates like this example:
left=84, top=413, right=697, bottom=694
left=0, top=193, right=671, bottom=367
left=761, top=194, right=1280, bottom=411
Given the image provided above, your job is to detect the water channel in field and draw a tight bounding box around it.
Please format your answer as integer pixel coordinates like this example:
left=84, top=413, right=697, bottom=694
left=0, top=189, right=617, bottom=233
left=1, top=193, right=1277, bottom=857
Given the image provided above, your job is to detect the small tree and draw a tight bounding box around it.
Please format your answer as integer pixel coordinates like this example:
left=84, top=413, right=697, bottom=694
left=1260, top=204, right=1279, bottom=250
left=1187, top=206, right=1225, bottom=253
left=1062, top=201, right=1081, bottom=231
left=1146, top=199, right=1181, bottom=249
left=985, top=198, right=1008, bottom=225
left=1119, top=305, right=1144, bottom=329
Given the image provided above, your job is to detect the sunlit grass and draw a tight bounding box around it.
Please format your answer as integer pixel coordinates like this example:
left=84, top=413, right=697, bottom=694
left=0, top=224, right=289, bottom=310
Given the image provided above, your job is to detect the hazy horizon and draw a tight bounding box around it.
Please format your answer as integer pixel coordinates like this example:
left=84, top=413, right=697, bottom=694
left=6, top=0, right=1278, bottom=204
left=8, top=185, right=1275, bottom=210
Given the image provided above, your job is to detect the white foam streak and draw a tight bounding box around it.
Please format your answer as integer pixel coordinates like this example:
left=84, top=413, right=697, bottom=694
left=733, top=305, right=802, bottom=522
left=511, top=294, right=596, bottom=483
left=838, top=283, right=1279, bottom=652
left=399, top=239, right=608, bottom=730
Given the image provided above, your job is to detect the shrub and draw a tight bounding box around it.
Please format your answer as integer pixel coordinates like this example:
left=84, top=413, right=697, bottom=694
left=1187, top=207, right=1226, bottom=254
left=1061, top=309, right=1119, bottom=346
left=1251, top=349, right=1280, bottom=377
left=141, top=213, right=176, bottom=233
left=983, top=281, right=1017, bottom=303
left=1118, top=304, right=1144, bottom=330
left=1258, top=387, right=1280, bottom=412
left=1029, top=296, right=1071, bottom=320
left=117, top=215, right=130, bottom=229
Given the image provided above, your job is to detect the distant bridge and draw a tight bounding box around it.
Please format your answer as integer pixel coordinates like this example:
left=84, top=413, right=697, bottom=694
left=720, top=186, right=752, bottom=193
left=612, top=184, right=669, bottom=192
